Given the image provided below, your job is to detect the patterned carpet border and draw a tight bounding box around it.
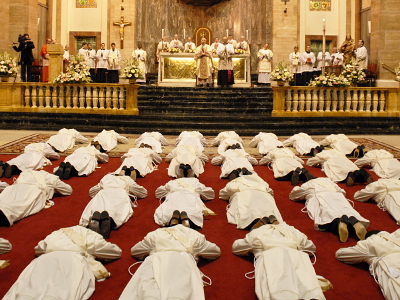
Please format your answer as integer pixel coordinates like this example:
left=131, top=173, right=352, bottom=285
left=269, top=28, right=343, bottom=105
left=0, top=134, right=400, bottom=158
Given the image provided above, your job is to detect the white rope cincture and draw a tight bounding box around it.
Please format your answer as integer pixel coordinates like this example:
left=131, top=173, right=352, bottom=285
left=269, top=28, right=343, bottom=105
left=244, top=256, right=258, bottom=280
left=128, top=261, right=143, bottom=276
left=301, top=249, right=317, bottom=265
left=130, top=194, right=138, bottom=208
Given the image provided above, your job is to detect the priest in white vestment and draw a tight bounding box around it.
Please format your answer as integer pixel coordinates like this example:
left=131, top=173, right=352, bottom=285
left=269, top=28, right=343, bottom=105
left=169, top=34, right=184, bottom=52
left=113, top=147, right=162, bottom=178
left=107, top=43, right=121, bottom=83
left=119, top=224, right=221, bottom=300
left=336, top=229, right=400, bottom=300
left=257, top=43, right=273, bottom=84
left=290, top=177, right=369, bottom=242
left=80, top=173, right=148, bottom=230
left=219, top=173, right=284, bottom=229
left=354, top=39, right=368, bottom=71
left=301, top=45, right=316, bottom=86
left=132, top=44, right=147, bottom=83
left=184, top=36, right=196, bottom=52
left=216, top=36, right=235, bottom=87
left=249, top=132, right=284, bottom=155
left=154, top=178, right=215, bottom=228
left=195, top=38, right=213, bottom=87
left=0, top=170, right=72, bottom=227
left=233, top=223, right=329, bottom=300
left=157, top=36, right=169, bottom=61
left=283, top=132, right=322, bottom=156
left=4, top=226, right=122, bottom=300
left=175, top=131, right=208, bottom=152
left=95, top=43, right=109, bottom=83
left=236, top=36, right=249, bottom=53
left=4, top=142, right=60, bottom=178
left=306, top=149, right=372, bottom=185
left=289, top=46, right=303, bottom=85
left=165, top=144, right=207, bottom=178
left=47, top=128, right=88, bottom=152
left=355, top=149, right=400, bottom=180
left=319, top=133, right=365, bottom=157
left=54, top=145, right=109, bottom=178
left=211, top=148, right=258, bottom=179
left=135, top=131, right=169, bottom=154
left=92, top=129, right=128, bottom=152
left=354, top=179, right=400, bottom=225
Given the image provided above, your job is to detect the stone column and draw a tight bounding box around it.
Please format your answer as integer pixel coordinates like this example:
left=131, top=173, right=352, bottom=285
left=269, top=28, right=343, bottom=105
left=48, top=44, right=64, bottom=81
left=0, top=0, right=10, bottom=52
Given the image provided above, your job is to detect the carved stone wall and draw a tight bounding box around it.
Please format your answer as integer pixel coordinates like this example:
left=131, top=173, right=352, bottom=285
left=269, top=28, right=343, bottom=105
left=0, top=0, right=10, bottom=52
left=134, top=0, right=272, bottom=73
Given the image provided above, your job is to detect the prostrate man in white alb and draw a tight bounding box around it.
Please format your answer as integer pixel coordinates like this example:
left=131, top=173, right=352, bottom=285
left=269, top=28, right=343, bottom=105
left=220, top=173, right=283, bottom=230
left=283, top=132, right=323, bottom=156
left=249, top=132, right=284, bottom=155
left=319, top=133, right=366, bottom=157
left=165, top=144, right=207, bottom=178
left=233, top=222, right=330, bottom=300
left=354, top=149, right=400, bottom=180
left=119, top=225, right=221, bottom=300
left=46, top=128, right=88, bottom=152
left=175, top=130, right=208, bottom=152
left=135, top=131, right=169, bottom=154
left=0, top=170, right=72, bottom=227
left=336, top=229, right=400, bottom=300
left=92, top=129, right=128, bottom=152
left=3, top=225, right=122, bottom=299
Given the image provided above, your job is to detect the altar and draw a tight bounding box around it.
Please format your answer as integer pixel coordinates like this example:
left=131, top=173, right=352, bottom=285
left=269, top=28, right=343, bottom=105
left=158, top=52, right=251, bottom=87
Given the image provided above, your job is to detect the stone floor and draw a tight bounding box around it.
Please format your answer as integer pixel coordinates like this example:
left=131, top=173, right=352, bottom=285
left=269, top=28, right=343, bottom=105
left=1, top=129, right=400, bottom=150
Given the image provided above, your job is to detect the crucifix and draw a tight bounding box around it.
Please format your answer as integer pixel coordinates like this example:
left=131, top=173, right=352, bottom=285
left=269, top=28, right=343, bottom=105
left=113, top=16, right=131, bottom=49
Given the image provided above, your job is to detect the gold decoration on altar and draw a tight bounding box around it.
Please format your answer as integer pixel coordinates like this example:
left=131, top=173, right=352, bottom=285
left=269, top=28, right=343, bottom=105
left=309, top=0, right=331, bottom=11
left=76, top=0, right=97, bottom=8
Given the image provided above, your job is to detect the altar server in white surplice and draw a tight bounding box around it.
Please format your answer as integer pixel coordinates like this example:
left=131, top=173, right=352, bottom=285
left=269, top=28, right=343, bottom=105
left=289, top=46, right=303, bottom=85
left=0, top=170, right=72, bottom=227
left=319, top=133, right=366, bottom=157
left=107, top=43, right=121, bottom=83
left=3, top=142, right=60, bottom=178
left=47, top=128, right=88, bottom=152
left=92, top=129, right=128, bottom=152
left=154, top=178, right=215, bottom=228
left=79, top=173, right=148, bottom=230
left=220, top=173, right=283, bottom=229
left=135, top=131, right=169, bottom=154
left=216, top=36, right=235, bottom=87
left=336, top=229, right=400, bottom=300
left=54, top=145, right=109, bottom=179
left=4, top=227, right=122, bottom=300
left=233, top=223, right=329, bottom=300
left=175, top=131, right=208, bottom=152
left=211, top=148, right=258, bottom=179
left=132, top=44, right=147, bottom=83
left=166, top=144, right=207, bottom=178
left=96, top=43, right=109, bottom=83
left=301, top=45, right=316, bottom=85
left=249, top=132, right=283, bottom=155
left=354, top=179, right=400, bottom=225
left=290, top=177, right=369, bottom=242
left=113, top=147, right=162, bottom=178
left=283, top=132, right=322, bottom=156
left=195, top=38, right=213, bottom=87
left=257, top=43, right=273, bottom=84
left=355, top=149, right=400, bottom=180
left=119, top=225, right=221, bottom=300
left=307, top=149, right=373, bottom=186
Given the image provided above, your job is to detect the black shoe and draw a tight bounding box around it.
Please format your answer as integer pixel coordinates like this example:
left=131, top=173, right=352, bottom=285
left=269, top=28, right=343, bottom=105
left=129, top=167, right=137, bottom=180
left=55, top=162, right=66, bottom=179
left=0, top=161, right=4, bottom=178
left=4, top=164, right=19, bottom=179
left=99, top=211, right=111, bottom=239
left=359, top=169, right=373, bottom=184
left=346, top=172, right=356, bottom=186
left=348, top=216, right=367, bottom=240
left=63, top=162, right=73, bottom=180
left=291, top=168, right=301, bottom=186
left=241, top=167, right=252, bottom=175
left=268, top=215, right=279, bottom=224
left=180, top=211, right=190, bottom=228
left=310, top=148, right=319, bottom=157
left=169, top=210, right=180, bottom=227
left=357, top=145, right=366, bottom=158
left=89, top=211, right=101, bottom=234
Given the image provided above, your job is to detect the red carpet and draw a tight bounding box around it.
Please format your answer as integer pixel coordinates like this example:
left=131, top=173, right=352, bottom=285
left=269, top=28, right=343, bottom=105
left=0, top=153, right=397, bottom=299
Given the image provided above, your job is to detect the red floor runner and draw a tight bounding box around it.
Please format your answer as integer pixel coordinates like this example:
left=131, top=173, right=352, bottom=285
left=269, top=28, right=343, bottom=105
left=0, top=154, right=397, bottom=299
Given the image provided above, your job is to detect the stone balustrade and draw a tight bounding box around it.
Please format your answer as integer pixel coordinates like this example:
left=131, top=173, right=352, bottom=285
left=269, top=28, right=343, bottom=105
left=272, top=86, right=400, bottom=117
left=0, top=82, right=139, bottom=115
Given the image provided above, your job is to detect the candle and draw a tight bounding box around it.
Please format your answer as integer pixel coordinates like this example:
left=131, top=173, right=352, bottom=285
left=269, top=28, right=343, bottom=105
left=226, top=29, right=228, bottom=37
left=246, top=30, right=248, bottom=41
left=323, top=19, right=326, bottom=28
left=184, top=29, right=186, bottom=40
left=162, top=28, right=164, bottom=39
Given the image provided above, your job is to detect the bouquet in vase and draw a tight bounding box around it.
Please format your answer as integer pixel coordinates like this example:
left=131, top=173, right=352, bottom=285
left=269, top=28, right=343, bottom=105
left=0, top=51, right=18, bottom=77
left=121, top=58, right=144, bottom=80
left=309, top=74, right=350, bottom=87
left=52, top=55, right=92, bottom=83
left=270, top=62, right=294, bottom=82
left=341, top=61, right=366, bottom=85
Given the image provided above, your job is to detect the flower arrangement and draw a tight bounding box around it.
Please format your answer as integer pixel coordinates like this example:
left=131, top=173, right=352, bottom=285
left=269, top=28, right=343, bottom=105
left=234, top=49, right=244, bottom=54
left=169, top=48, right=180, bottom=53
left=341, top=61, right=366, bottom=85
left=52, top=55, right=92, bottom=83
left=121, top=58, right=144, bottom=80
left=270, top=62, right=294, bottom=82
left=185, top=49, right=195, bottom=53
left=0, top=51, right=18, bottom=77
left=309, top=74, right=351, bottom=87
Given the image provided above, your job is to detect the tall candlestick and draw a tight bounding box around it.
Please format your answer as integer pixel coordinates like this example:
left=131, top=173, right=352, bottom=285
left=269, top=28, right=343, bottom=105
left=323, top=19, right=326, bottom=28
left=246, top=30, right=248, bottom=41
left=226, top=29, right=228, bottom=37
left=322, top=19, right=326, bottom=76
left=184, top=29, right=186, bottom=40
left=162, top=28, right=164, bottom=39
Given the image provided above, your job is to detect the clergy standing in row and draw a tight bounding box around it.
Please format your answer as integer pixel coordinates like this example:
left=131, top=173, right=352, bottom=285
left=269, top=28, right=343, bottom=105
left=257, top=43, right=273, bottom=85
left=216, top=36, right=235, bottom=87
left=96, top=43, right=109, bottom=83
left=195, top=37, right=213, bottom=87
left=108, top=43, right=121, bottom=83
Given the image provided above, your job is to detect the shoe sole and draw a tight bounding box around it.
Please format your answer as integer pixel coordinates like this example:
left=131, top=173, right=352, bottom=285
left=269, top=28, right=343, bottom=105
left=353, top=222, right=367, bottom=240
left=338, top=221, right=348, bottom=243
